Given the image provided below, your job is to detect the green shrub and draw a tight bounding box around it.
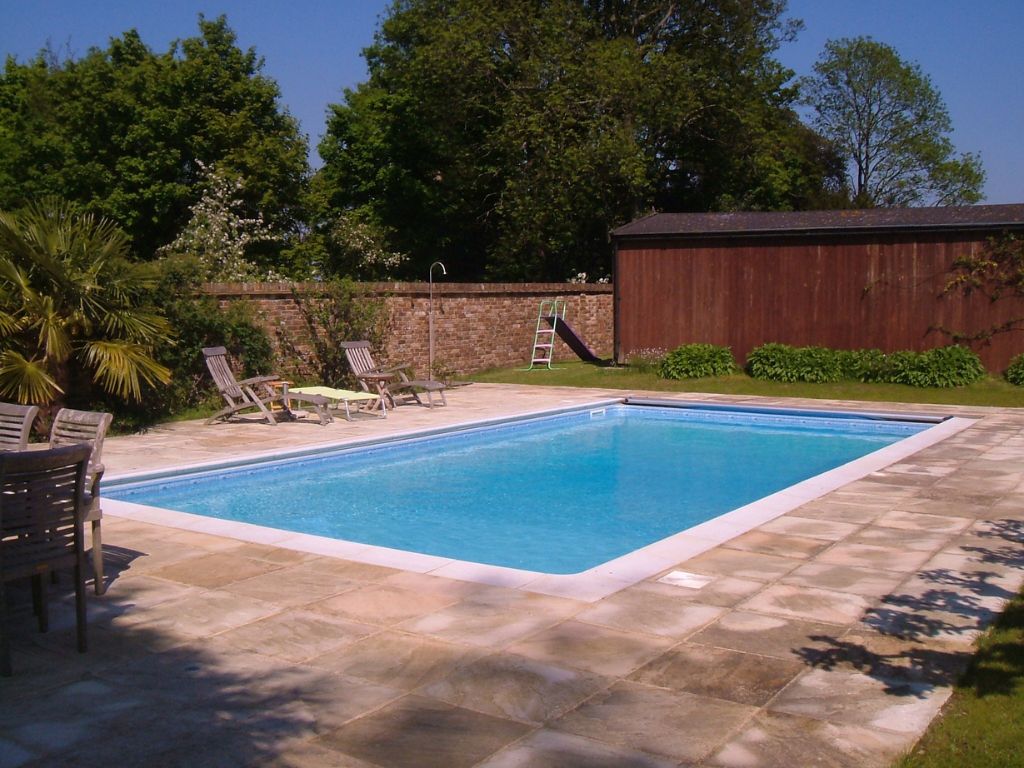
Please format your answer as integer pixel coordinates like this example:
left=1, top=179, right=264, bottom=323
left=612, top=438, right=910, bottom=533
left=795, top=346, right=843, bottom=383
left=916, top=345, right=986, bottom=387
left=746, top=343, right=794, bottom=381
left=746, top=343, right=841, bottom=383
left=836, top=348, right=887, bottom=382
left=106, top=257, right=275, bottom=430
left=277, top=278, right=390, bottom=388
left=879, top=350, right=921, bottom=386
left=1007, top=353, right=1024, bottom=386
left=159, top=299, right=273, bottom=411
left=659, top=344, right=735, bottom=379
left=881, top=346, right=985, bottom=388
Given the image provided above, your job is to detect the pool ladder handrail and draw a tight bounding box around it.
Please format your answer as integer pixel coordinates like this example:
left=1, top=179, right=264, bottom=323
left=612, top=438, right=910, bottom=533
left=527, top=298, right=566, bottom=370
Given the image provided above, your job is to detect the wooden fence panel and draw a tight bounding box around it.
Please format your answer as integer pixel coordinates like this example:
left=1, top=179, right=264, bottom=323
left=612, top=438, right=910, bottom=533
left=615, top=233, right=1022, bottom=371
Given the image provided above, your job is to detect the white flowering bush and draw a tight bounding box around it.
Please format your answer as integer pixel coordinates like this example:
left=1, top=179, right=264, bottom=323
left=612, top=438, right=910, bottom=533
left=327, top=210, right=407, bottom=279
left=626, top=347, right=668, bottom=373
left=159, top=162, right=284, bottom=282
left=566, top=271, right=610, bottom=284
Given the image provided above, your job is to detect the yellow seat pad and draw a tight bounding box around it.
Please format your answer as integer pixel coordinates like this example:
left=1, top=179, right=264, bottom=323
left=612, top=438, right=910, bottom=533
left=288, top=386, right=379, bottom=402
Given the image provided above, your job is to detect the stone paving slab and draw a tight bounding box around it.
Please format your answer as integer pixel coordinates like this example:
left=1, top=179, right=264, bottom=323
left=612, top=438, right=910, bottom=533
left=1, top=384, right=1022, bottom=767
left=706, top=710, right=915, bottom=768
left=553, top=680, right=755, bottom=763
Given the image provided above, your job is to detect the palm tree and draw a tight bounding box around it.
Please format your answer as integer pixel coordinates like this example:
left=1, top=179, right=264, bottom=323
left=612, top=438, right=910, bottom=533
left=0, top=197, right=172, bottom=405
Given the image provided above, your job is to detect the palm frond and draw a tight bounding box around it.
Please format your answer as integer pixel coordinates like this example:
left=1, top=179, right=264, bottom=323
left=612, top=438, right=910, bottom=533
left=23, top=294, right=73, bottom=361
left=0, top=258, right=31, bottom=292
left=83, top=340, right=172, bottom=401
left=5, top=198, right=131, bottom=295
left=101, top=309, right=174, bottom=343
left=0, top=350, right=61, bottom=404
left=0, top=314, right=21, bottom=338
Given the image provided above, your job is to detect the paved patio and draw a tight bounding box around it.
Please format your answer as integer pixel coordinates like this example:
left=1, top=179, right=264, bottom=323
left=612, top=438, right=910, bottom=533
left=2, top=383, right=1022, bottom=767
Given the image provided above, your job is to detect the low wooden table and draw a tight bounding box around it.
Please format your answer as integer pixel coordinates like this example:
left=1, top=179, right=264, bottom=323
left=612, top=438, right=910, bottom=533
left=265, top=380, right=292, bottom=411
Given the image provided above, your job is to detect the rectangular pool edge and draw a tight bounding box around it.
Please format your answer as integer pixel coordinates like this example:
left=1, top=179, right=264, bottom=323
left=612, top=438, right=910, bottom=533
left=103, top=400, right=976, bottom=603
left=107, top=397, right=625, bottom=485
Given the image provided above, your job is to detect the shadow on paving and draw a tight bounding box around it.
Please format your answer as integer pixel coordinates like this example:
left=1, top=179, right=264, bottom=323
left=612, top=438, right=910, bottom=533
left=793, top=519, right=1024, bottom=699
left=0, top=546, right=363, bottom=768
left=961, top=518, right=1024, bottom=569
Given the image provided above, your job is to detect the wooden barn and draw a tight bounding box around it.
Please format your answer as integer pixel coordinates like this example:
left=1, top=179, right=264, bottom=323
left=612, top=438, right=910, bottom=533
left=611, top=205, right=1024, bottom=372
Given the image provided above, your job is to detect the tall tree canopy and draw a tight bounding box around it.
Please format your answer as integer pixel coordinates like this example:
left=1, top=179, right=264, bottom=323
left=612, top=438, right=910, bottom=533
left=316, top=0, right=846, bottom=281
left=0, top=16, right=308, bottom=261
left=802, top=36, right=985, bottom=208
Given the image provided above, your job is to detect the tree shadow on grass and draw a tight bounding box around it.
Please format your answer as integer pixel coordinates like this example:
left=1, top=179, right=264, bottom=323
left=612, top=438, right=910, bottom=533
left=959, top=597, right=1024, bottom=699
left=0, top=546, right=386, bottom=767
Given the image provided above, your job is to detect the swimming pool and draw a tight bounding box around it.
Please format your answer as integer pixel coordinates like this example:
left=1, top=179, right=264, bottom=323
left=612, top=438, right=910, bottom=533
left=108, top=400, right=952, bottom=580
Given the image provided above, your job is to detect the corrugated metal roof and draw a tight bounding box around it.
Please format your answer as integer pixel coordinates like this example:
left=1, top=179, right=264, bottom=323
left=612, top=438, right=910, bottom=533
left=611, top=204, right=1024, bottom=239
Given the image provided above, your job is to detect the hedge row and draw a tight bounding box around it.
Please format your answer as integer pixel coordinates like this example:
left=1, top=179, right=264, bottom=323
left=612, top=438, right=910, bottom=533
left=746, top=343, right=987, bottom=388
left=653, top=342, right=997, bottom=388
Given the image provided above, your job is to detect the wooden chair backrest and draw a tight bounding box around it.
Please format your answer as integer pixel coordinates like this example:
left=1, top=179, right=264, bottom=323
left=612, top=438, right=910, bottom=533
left=49, top=409, right=113, bottom=475
left=0, top=443, right=91, bottom=581
left=203, top=346, right=244, bottom=401
left=0, top=403, right=39, bottom=451
left=340, top=341, right=378, bottom=377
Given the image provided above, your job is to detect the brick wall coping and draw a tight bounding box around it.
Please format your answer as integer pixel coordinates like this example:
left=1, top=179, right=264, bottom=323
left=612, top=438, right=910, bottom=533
left=201, top=281, right=614, bottom=298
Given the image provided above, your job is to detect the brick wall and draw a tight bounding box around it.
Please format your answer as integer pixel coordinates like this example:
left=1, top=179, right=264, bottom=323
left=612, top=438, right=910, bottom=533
left=202, top=282, right=613, bottom=377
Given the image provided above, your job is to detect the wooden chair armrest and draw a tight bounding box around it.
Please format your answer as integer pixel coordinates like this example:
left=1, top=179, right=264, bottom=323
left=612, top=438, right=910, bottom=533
left=90, top=464, right=105, bottom=494
left=81, top=464, right=105, bottom=522
left=237, top=375, right=279, bottom=387
left=363, top=364, right=412, bottom=378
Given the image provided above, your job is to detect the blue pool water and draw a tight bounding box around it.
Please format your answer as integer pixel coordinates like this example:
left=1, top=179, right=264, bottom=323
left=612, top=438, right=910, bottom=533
left=109, top=404, right=929, bottom=574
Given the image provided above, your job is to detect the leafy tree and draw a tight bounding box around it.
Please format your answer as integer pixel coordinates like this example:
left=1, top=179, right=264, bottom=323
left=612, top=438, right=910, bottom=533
left=0, top=198, right=172, bottom=406
left=802, top=36, right=984, bottom=207
left=316, top=0, right=843, bottom=281
left=0, top=15, right=308, bottom=262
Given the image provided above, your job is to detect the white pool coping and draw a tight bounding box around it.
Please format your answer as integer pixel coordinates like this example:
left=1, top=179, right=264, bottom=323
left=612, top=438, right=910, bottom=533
left=103, top=400, right=977, bottom=602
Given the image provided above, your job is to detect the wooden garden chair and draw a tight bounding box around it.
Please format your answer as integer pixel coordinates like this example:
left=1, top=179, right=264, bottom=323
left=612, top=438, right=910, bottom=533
left=49, top=408, right=113, bottom=595
left=0, top=403, right=40, bottom=451
left=0, top=443, right=92, bottom=676
left=202, top=346, right=331, bottom=426
left=340, top=341, right=447, bottom=409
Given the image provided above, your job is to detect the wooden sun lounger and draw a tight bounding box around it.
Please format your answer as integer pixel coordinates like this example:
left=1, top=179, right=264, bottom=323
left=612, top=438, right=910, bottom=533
left=202, top=346, right=332, bottom=426
left=340, top=341, right=447, bottom=409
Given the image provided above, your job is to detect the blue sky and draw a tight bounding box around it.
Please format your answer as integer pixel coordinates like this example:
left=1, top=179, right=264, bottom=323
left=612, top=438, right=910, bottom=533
left=3, top=0, right=1021, bottom=203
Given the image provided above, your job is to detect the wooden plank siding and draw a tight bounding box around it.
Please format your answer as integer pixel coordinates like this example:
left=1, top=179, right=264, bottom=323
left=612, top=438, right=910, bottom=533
left=614, top=232, right=1024, bottom=371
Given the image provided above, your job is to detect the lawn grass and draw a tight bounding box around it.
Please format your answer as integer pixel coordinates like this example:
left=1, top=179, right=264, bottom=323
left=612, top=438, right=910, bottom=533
left=894, top=590, right=1024, bottom=767
left=470, top=360, right=1024, bottom=408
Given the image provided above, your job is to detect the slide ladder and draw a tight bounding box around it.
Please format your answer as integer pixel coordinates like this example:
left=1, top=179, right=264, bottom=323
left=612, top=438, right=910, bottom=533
left=527, top=299, right=566, bottom=370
